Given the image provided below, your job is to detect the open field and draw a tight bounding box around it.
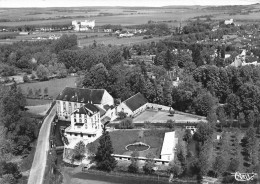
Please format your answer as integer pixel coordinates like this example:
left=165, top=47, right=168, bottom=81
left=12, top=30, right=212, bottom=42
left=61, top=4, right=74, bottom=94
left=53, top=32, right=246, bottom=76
left=0, top=7, right=225, bottom=27
left=19, top=77, right=78, bottom=99
left=133, top=110, right=205, bottom=123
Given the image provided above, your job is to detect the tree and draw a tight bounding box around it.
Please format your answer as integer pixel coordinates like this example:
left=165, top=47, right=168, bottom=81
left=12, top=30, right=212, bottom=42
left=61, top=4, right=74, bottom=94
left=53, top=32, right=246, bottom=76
left=183, top=129, right=192, bottom=143
left=44, top=87, right=48, bottom=97
left=82, top=63, right=109, bottom=89
left=36, top=64, right=49, bottom=81
left=194, top=123, right=214, bottom=144
left=0, top=174, right=16, bottom=184
left=244, top=127, right=257, bottom=165
left=118, top=118, right=134, bottom=129
left=246, top=111, right=255, bottom=127
left=163, top=79, right=172, bottom=106
left=95, top=130, right=117, bottom=172
left=23, top=75, right=29, bottom=83
left=164, top=50, right=175, bottom=71
left=168, top=160, right=183, bottom=178
left=238, top=112, right=245, bottom=128
left=0, top=85, right=22, bottom=129
left=217, top=106, right=227, bottom=129
left=165, top=119, right=175, bottom=129
left=213, top=155, right=226, bottom=177
left=193, top=92, right=217, bottom=116
left=197, top=141, right=213, bottom=176
left=0, top=162, right=21, bottom=180
left=128, top=151, right=139, bottom=173
left=118, top=111, right=127, bottom=120
left=72, top=141, right=86, bottom=162
left=31, top=74, right=36, bottom=80
left=143, top=153, right=155, bottom=175
left=192, top=44, right=203, bottom=67
left=52, top=34, right=78, bottom=54
left=206, top=109, right=218, bottom=124
left=228, top=158, right=240, bottom=172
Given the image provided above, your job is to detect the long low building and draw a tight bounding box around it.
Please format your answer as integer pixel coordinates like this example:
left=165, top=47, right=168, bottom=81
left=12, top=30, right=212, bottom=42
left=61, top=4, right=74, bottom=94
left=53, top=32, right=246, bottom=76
left=160, top=131, right=178, bottom=161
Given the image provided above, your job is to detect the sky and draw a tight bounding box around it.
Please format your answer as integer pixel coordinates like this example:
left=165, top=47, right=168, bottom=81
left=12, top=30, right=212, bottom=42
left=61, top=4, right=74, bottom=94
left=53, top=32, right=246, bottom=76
left=0, top=0, right=259, bottom=8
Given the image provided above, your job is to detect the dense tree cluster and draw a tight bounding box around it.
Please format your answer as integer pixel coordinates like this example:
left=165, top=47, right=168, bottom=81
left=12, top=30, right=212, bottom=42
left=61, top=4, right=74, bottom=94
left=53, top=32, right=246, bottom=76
left=0, top=84, right=39, bottom=156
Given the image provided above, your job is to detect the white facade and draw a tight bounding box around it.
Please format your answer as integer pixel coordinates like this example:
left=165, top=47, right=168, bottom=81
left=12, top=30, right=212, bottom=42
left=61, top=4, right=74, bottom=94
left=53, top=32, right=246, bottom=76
left=64, top=106, right=103, bottom=149
left=72, top=20, right=95, bottom=31
left=56, top=100, right=85, bottom=121
left=116, top=102, right=147, bottom=117
left=116, top=102, right=133, bottom=116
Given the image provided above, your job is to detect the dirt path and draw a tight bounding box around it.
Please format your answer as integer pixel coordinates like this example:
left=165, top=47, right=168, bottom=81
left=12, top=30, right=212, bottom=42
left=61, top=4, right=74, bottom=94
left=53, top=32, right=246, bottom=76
left=27, top=105, right=56, bottom=184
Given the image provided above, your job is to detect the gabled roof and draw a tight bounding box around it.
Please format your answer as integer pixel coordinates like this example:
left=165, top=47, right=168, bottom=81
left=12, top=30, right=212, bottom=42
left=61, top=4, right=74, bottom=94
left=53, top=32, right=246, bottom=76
left=73, top=103, right=99, bottom=116
left=123, top=93, right=148, bottom=112
left=56, top=87, right=105, bottom=104
left=94, top=105, right=106, bottom=117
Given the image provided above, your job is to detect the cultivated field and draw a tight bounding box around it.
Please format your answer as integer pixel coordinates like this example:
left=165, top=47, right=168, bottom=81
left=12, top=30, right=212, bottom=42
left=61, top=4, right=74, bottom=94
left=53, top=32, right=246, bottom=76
left=133, top=110, right=205, bottom=124
left=0, top=7, right=225, bottom=27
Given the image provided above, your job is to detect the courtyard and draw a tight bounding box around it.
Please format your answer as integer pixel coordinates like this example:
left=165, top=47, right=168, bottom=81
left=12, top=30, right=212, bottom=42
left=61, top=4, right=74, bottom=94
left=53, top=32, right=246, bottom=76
left=133, top=110, right=206, bottom=124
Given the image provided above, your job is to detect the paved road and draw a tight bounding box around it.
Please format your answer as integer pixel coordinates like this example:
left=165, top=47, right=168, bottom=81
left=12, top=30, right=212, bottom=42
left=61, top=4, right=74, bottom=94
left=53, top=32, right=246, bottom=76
left=28, top=105, right=56, bottom=184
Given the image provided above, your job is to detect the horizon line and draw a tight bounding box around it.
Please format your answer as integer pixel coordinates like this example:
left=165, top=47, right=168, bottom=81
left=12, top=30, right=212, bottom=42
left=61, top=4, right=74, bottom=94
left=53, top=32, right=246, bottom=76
left=0, top=3, right=258, bottom=8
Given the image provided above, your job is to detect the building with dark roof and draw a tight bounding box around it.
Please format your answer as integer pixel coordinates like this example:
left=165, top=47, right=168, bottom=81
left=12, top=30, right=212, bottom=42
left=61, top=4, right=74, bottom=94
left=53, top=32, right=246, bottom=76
left=64, top=103, right=103, bottom=150
left=116, top=93, right=148, bottom=117
left=56, top=87, right=114, bottom=121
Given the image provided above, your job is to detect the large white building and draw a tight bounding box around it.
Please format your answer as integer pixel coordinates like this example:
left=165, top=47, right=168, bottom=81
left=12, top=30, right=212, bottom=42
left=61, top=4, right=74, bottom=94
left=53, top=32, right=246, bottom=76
left=64, top=103, right=103, bottom=149
left=72, top=20, right=95, bottom=31
left=56, top=87, right=114, bottom=121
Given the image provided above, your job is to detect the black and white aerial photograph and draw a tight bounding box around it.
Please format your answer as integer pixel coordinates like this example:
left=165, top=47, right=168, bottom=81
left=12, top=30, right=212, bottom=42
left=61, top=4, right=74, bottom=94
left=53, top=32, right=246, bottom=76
left=0, top=0, right=260, bottom=183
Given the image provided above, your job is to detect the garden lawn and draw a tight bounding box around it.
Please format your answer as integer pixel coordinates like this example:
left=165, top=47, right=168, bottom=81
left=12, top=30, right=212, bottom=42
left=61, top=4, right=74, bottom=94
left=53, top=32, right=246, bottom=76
left=106, top=129, right=171, bottom=158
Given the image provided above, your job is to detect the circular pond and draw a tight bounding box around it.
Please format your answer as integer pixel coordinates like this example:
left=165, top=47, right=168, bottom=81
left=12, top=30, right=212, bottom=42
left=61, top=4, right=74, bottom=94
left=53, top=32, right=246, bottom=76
left=126, top=142, right=150, bottom=152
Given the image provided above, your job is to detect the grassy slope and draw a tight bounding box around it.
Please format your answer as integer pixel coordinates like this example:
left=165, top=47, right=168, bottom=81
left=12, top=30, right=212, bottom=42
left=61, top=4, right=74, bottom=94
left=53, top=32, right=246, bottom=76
left=19, top=77, right=78, bottom=99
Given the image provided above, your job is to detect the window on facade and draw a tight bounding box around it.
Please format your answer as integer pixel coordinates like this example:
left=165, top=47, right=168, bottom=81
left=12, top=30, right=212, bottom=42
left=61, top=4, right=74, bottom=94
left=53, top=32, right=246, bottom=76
left=79, top=118, right=82, bottom=123
left=74, top=119, right=76, bottom=122
left=88, top=135, right=91, bottom=138
left=77, top=126, right=81, bottom=129
left=68, top=103, right=72, bottom=113
left=85, top=123, right=88, bottom=129
left=74, top=133, right=77, bottom=136
left=74, top=103, right=77, bottom=109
